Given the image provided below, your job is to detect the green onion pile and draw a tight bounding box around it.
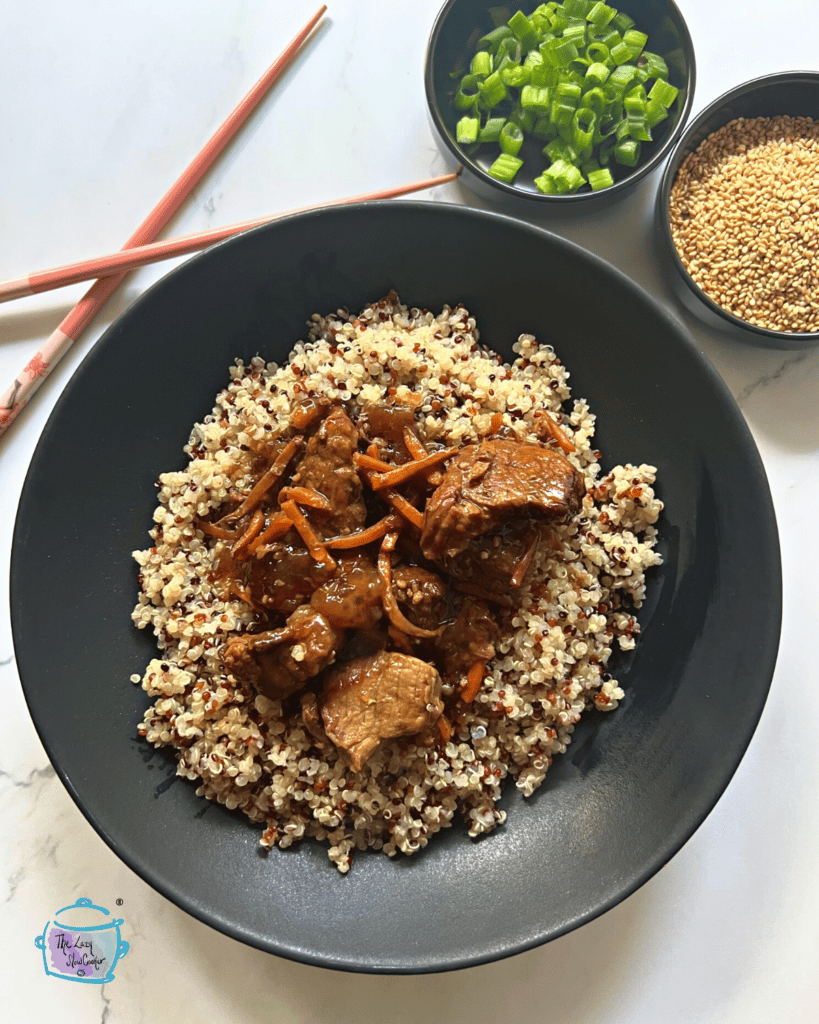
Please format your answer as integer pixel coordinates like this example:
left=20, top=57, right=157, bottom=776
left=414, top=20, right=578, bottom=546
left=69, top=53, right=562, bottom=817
left=451, top=2, right=679, bottom=193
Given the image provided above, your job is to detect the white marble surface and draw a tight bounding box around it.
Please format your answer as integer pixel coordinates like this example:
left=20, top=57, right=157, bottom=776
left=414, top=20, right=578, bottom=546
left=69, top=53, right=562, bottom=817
left=2, top=0, right=817, bottom=1019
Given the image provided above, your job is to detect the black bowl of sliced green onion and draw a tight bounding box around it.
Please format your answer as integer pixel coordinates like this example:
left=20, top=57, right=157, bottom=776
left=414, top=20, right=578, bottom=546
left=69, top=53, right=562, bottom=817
left=425, top=0, right=695, bottom=204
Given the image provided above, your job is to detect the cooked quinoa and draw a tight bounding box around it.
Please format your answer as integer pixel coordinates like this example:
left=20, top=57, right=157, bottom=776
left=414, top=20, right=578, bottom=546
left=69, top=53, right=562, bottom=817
left=668, top=115, right=819, bottom=334
left=131, top=294, right=662, bottom=872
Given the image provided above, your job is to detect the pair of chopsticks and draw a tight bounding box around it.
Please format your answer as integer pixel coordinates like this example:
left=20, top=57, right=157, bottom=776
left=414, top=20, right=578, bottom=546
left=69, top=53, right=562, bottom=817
left=0, top=6, right=458, bottom=439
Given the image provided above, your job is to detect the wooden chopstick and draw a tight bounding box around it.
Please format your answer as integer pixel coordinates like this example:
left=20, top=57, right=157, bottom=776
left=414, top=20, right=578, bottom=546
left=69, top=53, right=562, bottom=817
left=0, top=171, right=460, bottom=304
left=0, top=5, right=327, bottom=439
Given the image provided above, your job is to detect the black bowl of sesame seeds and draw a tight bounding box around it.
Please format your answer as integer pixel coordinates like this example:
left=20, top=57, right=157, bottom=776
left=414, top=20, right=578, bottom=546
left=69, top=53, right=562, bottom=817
left=656, top=71, right=819, bottom=349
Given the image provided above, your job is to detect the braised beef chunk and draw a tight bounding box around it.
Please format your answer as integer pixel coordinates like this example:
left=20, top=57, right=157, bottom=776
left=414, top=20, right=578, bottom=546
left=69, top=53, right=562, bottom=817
left=447, top=520, right=542, bottom=606
left=247, top=541, right=335, bottom=615
left=291, top=406, right=366, bottom=535
left=319, top=651, right=443, bottom=770
left=223, top=605, right=342, bottom=701
left=357, top=403, right=417, bottom=462
left=310, top=552, right=383, bottom=630
left=420, top=438, right=584, bottom=561
left=391, top=564, right=447, bottom=632
left=436, top=598, right=500, bottom=679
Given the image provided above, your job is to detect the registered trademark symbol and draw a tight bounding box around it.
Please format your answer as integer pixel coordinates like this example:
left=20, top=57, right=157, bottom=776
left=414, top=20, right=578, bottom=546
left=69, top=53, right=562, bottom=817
left=116, top=898, right=123, bottom=905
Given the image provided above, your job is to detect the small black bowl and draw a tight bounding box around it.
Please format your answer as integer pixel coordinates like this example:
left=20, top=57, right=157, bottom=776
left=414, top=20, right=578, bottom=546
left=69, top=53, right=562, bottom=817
left=425, top=0, right=696, bottom=211
left=656, top=71, right=819, bottom=350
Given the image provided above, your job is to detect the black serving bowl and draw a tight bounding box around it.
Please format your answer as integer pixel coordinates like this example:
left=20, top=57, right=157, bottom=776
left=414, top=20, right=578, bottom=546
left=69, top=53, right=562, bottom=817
left=12, top=202, right=780, bottom=972
left=656, top=71, right=819, bottom=350
left=425, top=0, right=695, bottom=211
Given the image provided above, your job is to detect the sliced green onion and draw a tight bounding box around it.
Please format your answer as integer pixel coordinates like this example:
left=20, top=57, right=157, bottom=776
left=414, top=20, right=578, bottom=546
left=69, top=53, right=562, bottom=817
left=534, top=171, right=559, bottom=193
left=548, top=158, right=586, bottom=192
left=456, top=115, right=481, bottom=143
left=488, top=152, right=524, bottom=182
left=614, top=137, right=640, bottom=166
left=499, top=120, right=525, bottom=155
left=611, top=10, right=634, bottom=32
left=501, top=63, right=532, bottom=87
left=521, top=84, right=552, bottom=112
left=626, top=113, right=652, bottom=141
left=610, top=40, right=636, bottom=65
left=479, top=70, right=508, bottom=107
left=478, top=116, right=506, bottom=143
left=478, top=25, right=514, bottom=50
left=588, top=166, right=615, bottom=189
left=471, top=51, right=493, bottom=77
left=544, top=136, right=579, bottom=163
left=587, top=2, right=616, bottom=30
left=623, top=29, right=648, bottom=54
left=640, top=51, right=669, bottom=80
left=645, top=96, right=669, bottom=129
left=648, top=78, right=679, bottom=107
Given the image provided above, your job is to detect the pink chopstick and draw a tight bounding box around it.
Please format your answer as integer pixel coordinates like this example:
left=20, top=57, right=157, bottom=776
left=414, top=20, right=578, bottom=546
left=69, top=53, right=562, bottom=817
left=0, top=171, right=460, bottom=304
left=0, top=5, right=327, bottom=439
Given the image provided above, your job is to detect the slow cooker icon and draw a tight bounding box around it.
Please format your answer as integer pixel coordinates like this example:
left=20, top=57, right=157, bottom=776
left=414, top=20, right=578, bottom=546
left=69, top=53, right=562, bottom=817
left=34, top=898, right=129, bottom=983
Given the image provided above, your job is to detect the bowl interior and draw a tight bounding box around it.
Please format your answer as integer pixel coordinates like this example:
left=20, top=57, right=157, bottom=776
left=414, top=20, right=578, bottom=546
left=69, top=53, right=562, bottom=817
left=12, top=202, right=780, bottom=972
left=426, top=0, right=695, bottom=202
left=657, top=72, right=819, bottom=343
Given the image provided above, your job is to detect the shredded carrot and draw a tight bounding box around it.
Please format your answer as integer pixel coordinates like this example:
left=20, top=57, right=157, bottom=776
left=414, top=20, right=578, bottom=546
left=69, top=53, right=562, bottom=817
left=461, top=660, right=486, bottom=703
left=402, top=427, right=444, bottom=486
left=536, top=410, right=574, bottom=454
left=281, top=499, right=336, bottom=569
left=247, top=512, right=293, bottom=554
left=353, top=451, right=393, bottom=473
left=370, top=447, right=456, bottom=490
left=278, top=485, right=331, bottom=510
left=382, top=488, right=424, bottom=530
left=437, top=715, right=453, bottom=743
left=196, top=518, right=238, bottom=540
left=215, top=437, right=301, bottom=524
left=509, top=531, right=540, bottom=587
left=377, top=531, right=442, bottom=639
left=232, top=508, right=265, bottom=559
left=323, top=513, right=399, bottom=550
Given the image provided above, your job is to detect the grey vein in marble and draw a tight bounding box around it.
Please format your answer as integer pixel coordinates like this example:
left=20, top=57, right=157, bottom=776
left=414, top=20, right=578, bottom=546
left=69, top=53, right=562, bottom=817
left=734, top=350, right=811, bottom=407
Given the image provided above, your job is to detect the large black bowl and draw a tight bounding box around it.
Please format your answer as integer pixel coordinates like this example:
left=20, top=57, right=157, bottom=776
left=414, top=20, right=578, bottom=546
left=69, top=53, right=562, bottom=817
left=425, top=0, right=696, bottom=210
left=12, top=201, right=780, bottom=973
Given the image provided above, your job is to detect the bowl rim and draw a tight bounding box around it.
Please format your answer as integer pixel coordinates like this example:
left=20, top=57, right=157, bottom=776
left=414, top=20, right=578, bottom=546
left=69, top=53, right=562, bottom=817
left=424, top=0, right=697, bottom=203
left=656, top=69, right=819, bottom=340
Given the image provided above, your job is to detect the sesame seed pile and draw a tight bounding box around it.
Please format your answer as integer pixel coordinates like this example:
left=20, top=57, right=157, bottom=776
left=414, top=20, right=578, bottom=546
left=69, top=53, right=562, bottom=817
left=668, top=115, right=819, bottom=334
left=131, top=294, right=663, bottom=872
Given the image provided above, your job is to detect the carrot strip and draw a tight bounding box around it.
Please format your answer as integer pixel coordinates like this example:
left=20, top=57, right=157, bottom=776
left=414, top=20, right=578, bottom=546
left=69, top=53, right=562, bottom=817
left=196, top=518, right=239, bottom=540
left=536, top=410, right=574, bottom=454
left=382, top=488, right=424, bottom=530
left=509, top=531, right=540, bottom=587
left=232, top=508, right=265, bottom=559
left=281, top=499, right=336, bottom=569
left=247, top=512, right=293, bottom=554
left=377, top=531, right=442, bottom=639
left=461, top=660, right=486, bottom=703
left=437, top=715, right=453, bottom=743
left=403, top=427, right=444, bottom=486
left=278, top=485, right=331, bottom=510
left=353, top=451, right=394, bottom=473
left=370, top=447, right=456, bottom=490
left=216, top=437, right=301, bottom=523
left=323, top=513, right=400, bottom=550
